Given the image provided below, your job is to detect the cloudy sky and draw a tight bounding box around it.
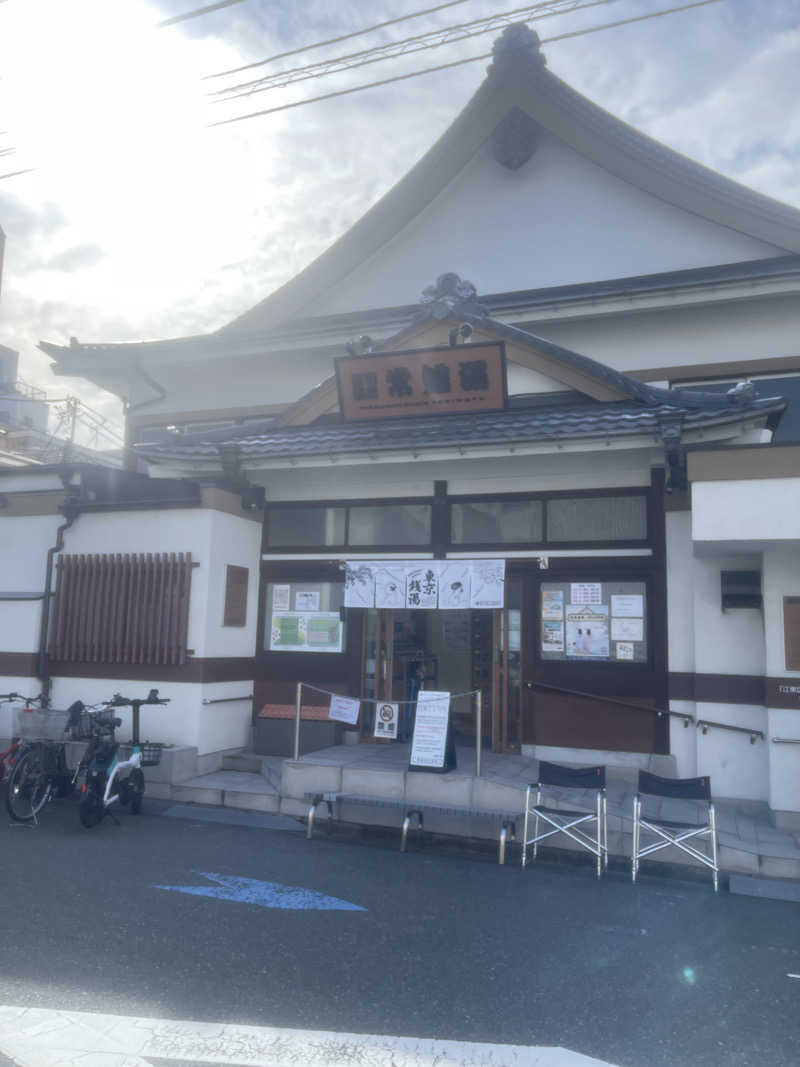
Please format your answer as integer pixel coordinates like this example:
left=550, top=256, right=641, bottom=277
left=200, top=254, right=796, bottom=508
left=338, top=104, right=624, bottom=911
left=0, top=0, right=798, bottom=442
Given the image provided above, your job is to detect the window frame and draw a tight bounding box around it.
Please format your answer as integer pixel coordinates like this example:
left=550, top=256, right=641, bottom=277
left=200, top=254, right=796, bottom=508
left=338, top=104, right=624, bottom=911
left=264, top=496, right=435, bottom=553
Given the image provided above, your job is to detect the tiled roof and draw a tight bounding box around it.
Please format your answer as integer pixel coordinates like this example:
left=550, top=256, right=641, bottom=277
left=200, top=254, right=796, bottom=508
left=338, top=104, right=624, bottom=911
left=139, top=394, right=785, bottom=463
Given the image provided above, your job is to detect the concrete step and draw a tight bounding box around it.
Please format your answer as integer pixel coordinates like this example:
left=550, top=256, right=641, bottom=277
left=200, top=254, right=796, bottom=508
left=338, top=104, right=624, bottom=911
left=171, top=770, right=280, bottom=814
left=222, top=754, right=263, bottom=774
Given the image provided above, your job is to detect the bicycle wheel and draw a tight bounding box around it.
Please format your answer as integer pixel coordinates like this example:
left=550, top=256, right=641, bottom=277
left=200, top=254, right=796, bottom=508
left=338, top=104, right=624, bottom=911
left=5, top=748, right=49, bottom=822
left=79, top=789, right=104, bottom=829
left=128, top=768, right=145, bottom=815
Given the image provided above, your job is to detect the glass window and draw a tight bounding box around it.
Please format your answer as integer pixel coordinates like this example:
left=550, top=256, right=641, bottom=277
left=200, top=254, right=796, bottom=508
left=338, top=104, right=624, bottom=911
left=540, top=580, right=647, bottom=664
left=267, top=506, right=346, bottom=547
left=265, top=581, right=345, bottom=653
left=348, top=504, right=431, bottom=546
left=546, top=495, right=647, bottom=542
left=451, top=500, right=543, bottom=544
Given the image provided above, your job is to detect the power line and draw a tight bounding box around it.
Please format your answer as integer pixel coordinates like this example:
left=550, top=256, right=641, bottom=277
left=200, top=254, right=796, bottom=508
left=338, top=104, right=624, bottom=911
left=212, top=0, right=621, bottom=103
left=0, top=167, right=35, bottom=180
left=204, top=0, right=474, bottom=81
left=210, top=0, right=723, bottom=128
left=157, top=0, right=246, bottom=29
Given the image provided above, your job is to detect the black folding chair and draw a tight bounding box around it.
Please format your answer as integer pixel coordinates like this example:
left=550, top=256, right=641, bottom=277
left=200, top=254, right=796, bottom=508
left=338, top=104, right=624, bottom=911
left=521, top=761, right=608, bottom=877
left=632, top=771, right=719, bottom=892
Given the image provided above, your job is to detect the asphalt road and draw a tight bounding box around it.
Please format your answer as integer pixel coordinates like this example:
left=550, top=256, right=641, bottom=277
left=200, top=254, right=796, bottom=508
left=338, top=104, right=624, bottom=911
left=0, top=794, right=798, bottom=1067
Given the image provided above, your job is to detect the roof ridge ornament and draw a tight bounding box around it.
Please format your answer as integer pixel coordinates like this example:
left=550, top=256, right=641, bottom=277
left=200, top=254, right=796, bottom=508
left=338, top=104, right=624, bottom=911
left=487, top=23, right=547, bottom=80
left=419, top=273, right=489, bottom=319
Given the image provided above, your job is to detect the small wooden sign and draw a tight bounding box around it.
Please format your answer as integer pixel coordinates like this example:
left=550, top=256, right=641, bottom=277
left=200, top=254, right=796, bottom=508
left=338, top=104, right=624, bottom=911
left=336, top=342, right=506, bottom=421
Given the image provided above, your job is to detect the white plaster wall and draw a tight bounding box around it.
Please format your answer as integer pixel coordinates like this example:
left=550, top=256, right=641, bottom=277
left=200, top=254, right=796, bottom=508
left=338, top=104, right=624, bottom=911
left=202, top=511, right=261, bottom=659
left=762, top=545, right=800, bottom=814
left=693, top=479, right=800, bottom=545
left=313, top=133, right=782, bottom=315
left=64, top=508, right=215, bottom=657
left=692, top=552, right=765, bottom=677
left=668, top=707, right=697, bottom=778
left=0, top=679, right=39, bottom=740
left=691, top=551, right=768, bottom=800
left=195, top=682, right=254, bottom=754
left=694, top=703, right=769, bottom=801
left=533, top=295, right=800, bottom=376
left=257, top=449, right=654, bottom=502
left=0, top=514, right=63, bottom=653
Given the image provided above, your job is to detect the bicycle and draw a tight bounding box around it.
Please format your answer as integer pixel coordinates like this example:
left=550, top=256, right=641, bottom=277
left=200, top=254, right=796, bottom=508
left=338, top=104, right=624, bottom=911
left=75, top=690, right=169, bottom=829
left=4, top=698, right=87, bottom=823
left=0, top=693, right=45, bottom=783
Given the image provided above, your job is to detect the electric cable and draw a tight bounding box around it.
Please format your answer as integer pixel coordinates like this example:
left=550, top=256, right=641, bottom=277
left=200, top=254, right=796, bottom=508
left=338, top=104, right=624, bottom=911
left=210, top=0, right=723, bottom=127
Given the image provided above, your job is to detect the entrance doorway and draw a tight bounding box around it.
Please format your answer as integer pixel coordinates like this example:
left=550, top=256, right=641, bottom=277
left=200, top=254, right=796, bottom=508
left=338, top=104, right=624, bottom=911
left=361, top=609, right=494, bottom=745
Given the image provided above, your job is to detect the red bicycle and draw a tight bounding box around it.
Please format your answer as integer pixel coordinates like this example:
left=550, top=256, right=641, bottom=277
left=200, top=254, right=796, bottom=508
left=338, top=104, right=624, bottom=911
left=0, top=693, right=44, bottom=781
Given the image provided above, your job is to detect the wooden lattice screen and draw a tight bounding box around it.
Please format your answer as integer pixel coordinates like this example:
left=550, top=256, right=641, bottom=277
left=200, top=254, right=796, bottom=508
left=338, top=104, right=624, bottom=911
left=49, top=552, right=194, bottom=665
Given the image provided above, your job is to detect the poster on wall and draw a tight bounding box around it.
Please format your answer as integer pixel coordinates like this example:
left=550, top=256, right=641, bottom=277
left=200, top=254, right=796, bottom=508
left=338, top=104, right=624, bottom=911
left=438, top=563, right=471, bottom=609
left=406, top=566, right=439, bottom=609
left=373, top=702, right=399, bottom=739
left=295, top=591, right=320, bottom=611
left=610, top=617, right=644, bottom=642
left=570, top=583, right=602, bottom=605
left=611, top=594, right=643, bottom=618
left=409, top=691, right=453, bottom=771
left=542, top=589, right=564, bottom=620
left=328, top=694, right=360, bottom=725
left=566, top=604, right=609, bottom=658
left=616, top=642, right=635, bottom=661
left=272, top=584, right=291, bottom=611
left=344, top=563, right=376, bottom=608
left=541, top=620, right=565, bottom=652
left=470, top=560, right=505, bottom=609
left=374, top=565, right=406, bottom=609
left=270, top=612, right=344, bottom=653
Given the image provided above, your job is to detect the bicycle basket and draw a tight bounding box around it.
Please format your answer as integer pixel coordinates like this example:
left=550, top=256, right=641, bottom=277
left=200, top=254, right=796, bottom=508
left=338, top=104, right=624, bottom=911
left=12, top=707, right=69, bottom=742
left=140, top=742, right=164, bottom=767
left=71, top=708, right=117, bottom=741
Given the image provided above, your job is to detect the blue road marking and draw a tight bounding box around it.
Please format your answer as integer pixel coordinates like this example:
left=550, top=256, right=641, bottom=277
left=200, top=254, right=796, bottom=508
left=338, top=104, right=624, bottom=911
left=154, top=871, right=366, bottom=911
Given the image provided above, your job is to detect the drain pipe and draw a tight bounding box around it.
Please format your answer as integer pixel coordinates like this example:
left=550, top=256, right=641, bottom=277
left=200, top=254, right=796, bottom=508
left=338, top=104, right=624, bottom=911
left=37, top=493, right=81, bottom=707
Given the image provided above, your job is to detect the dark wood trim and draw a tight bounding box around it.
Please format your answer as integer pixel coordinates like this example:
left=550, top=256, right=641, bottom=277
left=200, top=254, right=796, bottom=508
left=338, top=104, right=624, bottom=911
left=431, top=480, right=448, bottom=560
left=649, top=467, right=669, bottom=752
left=664, top=491, right=691, bottom=512
left=669, top=672, right=766, bottom=705
left=629, top=353, right=800, bottom=384
left=0, top=652, right=39, bottom=677
left=45, top=657, right=256, bottom=682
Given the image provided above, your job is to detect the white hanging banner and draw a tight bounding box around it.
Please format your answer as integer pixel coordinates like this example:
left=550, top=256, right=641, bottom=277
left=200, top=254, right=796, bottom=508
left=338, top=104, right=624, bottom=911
left=344, top=562, right=376, bottom=608
left=343, top=560, right=506, bottom=611
left=470, top=560, right=505, bottom=609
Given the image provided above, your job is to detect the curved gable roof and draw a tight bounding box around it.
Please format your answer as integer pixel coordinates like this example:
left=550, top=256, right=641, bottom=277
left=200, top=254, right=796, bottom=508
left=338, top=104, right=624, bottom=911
left=220, top=24, right=800, bottom=338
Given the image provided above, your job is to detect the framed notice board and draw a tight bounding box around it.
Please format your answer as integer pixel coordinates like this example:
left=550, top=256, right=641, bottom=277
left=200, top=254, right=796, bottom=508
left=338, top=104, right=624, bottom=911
left=539, top=580, right=648, bottom=664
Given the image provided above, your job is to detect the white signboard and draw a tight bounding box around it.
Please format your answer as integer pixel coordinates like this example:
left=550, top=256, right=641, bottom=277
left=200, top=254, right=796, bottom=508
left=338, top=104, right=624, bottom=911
left=373, top=702, right=399, bottom=739
left=611, top=617, right=644, bottom=642
left=566, top=604, right=609, bottom=658
left=295, top=591, right=320, bottom=611
left=438, top=563, right=471, bottom=609
left=328, top=695, right=360, bottom=725
left=374, top=565, right=406, bottom=609
left=406, top=566, right=439, bottom=609
left=272, top=584, right=291, bottom=611
left=611, top=594, right=643, bottom=618
left=470, top=560, right=505, bottom=609
left=616, top=641, right=635, bottom=661
left=409, top=691, right=451, bottom=769
left=570, top=583, right=602, bottom=605
left=344, top=563, right=375, bottom=608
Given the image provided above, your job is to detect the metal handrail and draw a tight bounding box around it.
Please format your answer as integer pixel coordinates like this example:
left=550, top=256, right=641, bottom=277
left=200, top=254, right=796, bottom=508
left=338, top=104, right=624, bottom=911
left=524, top=681, right=693, bottom=725
left=771, top=737, right=800, bottom=744
left=697, top=720, right=764, bottom=743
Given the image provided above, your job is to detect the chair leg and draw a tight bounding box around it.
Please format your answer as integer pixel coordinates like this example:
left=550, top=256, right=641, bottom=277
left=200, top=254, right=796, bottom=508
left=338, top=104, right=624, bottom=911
left=603, top=792, right=609, bottom=869
left=521, top=786, right=531, bottom=869
left=533, top=786, right=542, bottom=861
left=635, top=798, right=644, bottom=879
left=306, top=794, right=323, bottom=840
left=596, top=790, right=602, bottom=879
left=710, top=803, right=719, bottom=893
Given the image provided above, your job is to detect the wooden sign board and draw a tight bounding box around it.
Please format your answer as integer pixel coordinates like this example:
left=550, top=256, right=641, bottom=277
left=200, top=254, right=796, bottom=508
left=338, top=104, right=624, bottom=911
left=336, top=342, right=506, bottom=421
